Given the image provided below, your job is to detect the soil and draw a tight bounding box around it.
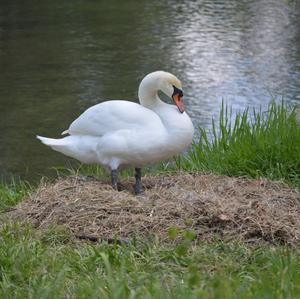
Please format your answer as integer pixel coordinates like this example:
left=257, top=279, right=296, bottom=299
left=4, top=173, right=300, bottom=246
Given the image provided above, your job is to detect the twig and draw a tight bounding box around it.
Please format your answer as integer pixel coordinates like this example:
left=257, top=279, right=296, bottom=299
left=75, top=234, right=129, bottom=245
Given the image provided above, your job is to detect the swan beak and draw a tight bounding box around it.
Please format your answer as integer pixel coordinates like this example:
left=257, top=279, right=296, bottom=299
left=172, top=94, right=185, bottom=113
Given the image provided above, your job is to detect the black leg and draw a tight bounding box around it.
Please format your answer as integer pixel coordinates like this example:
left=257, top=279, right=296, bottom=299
left=111, top=169, right=118, bottom=190
left=134, top=168, right=142, bottom=195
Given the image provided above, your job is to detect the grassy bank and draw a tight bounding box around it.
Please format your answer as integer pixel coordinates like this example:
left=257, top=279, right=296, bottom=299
left=0, top=101, right=300, bottom=299
left=0, top=181, right=30, bottom=212
left=177, top=101, right=300, bottom=188
left=1, top=223, right=300, bottom=299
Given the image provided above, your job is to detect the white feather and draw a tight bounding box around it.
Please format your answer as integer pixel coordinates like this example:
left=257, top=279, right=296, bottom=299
left=37, top=71, right=194, bottom=170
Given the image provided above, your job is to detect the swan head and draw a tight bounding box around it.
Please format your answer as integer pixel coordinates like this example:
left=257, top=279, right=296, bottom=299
left=157, top=71, right=185, bottom=113
left=138, top=71, right=185, bottom=113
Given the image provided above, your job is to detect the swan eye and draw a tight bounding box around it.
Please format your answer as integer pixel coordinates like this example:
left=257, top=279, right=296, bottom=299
left=172, top=85, right=183, bottom=98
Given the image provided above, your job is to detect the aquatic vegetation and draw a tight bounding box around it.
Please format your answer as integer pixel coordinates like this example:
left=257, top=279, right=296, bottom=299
left=177, top=101, right=300, bottom=188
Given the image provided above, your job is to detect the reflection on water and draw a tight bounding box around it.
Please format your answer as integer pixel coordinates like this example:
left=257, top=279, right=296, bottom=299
left=0, top=0, right=299, bottom=181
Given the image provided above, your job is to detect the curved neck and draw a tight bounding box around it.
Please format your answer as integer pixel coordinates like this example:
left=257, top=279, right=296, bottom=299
left=138, top=73, right=164, bottom=109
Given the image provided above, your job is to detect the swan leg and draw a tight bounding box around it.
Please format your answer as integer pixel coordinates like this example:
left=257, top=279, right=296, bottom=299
left=111, top=169, right=118, bottom=190
left=134, top=168, right=142, bottom=194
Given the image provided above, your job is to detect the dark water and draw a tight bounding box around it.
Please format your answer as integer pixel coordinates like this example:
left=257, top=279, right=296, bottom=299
left=0, top=0, right=299, bottom=181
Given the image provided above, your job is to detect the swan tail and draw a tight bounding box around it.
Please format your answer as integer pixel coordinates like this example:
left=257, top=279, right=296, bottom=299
left=36, top=135, right=98, bottom=164
left=36, top=135, right=66, bottom=147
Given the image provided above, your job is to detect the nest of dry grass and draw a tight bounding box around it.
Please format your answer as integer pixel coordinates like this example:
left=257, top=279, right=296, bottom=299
left=4, top=173, right=300, bottom=245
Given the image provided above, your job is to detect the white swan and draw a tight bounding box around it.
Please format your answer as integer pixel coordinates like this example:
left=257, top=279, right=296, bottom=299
left=37, top=71, right=194, bottom=194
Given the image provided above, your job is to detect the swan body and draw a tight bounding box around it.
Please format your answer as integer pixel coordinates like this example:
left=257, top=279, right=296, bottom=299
left=37, top=71, right=194, bottom=193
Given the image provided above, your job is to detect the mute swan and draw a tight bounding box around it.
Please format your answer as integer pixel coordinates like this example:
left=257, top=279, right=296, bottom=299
left=37, top=71, right=194, bottom=194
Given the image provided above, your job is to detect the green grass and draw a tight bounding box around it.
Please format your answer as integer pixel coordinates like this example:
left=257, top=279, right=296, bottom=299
left=0, top=180, right=30, bottom=212
left=177, top=101, right=300, bottom=188
left=0, top=223, right=300, bottom=299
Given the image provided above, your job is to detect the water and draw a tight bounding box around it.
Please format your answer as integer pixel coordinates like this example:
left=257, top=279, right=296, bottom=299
left=0, top=0, right=299, bottom=182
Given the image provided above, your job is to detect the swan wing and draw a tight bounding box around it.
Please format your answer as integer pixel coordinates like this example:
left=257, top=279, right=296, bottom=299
left=64, top=100, right=164, bottom=137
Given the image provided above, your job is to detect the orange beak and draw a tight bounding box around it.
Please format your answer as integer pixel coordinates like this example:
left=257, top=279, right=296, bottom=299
left=172, top=93, right=185, bottom=113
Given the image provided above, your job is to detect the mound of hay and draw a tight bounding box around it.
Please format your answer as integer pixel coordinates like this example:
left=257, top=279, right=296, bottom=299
left=5, top=173, right=300, bottom=245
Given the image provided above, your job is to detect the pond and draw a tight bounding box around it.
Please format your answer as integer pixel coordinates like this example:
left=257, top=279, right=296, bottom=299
left=0, top=0, right=299, bottom=182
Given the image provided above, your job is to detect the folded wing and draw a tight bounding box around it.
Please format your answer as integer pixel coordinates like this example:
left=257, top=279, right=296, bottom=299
left=63, top=100, right=164, bottom=137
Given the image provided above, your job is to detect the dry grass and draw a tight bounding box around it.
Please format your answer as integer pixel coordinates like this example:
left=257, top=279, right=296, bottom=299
left=4, top=173, right=300, bottom=245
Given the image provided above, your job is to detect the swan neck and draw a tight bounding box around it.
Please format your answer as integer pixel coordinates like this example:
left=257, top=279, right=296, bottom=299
left=138, top=74, right=163, bottom=109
